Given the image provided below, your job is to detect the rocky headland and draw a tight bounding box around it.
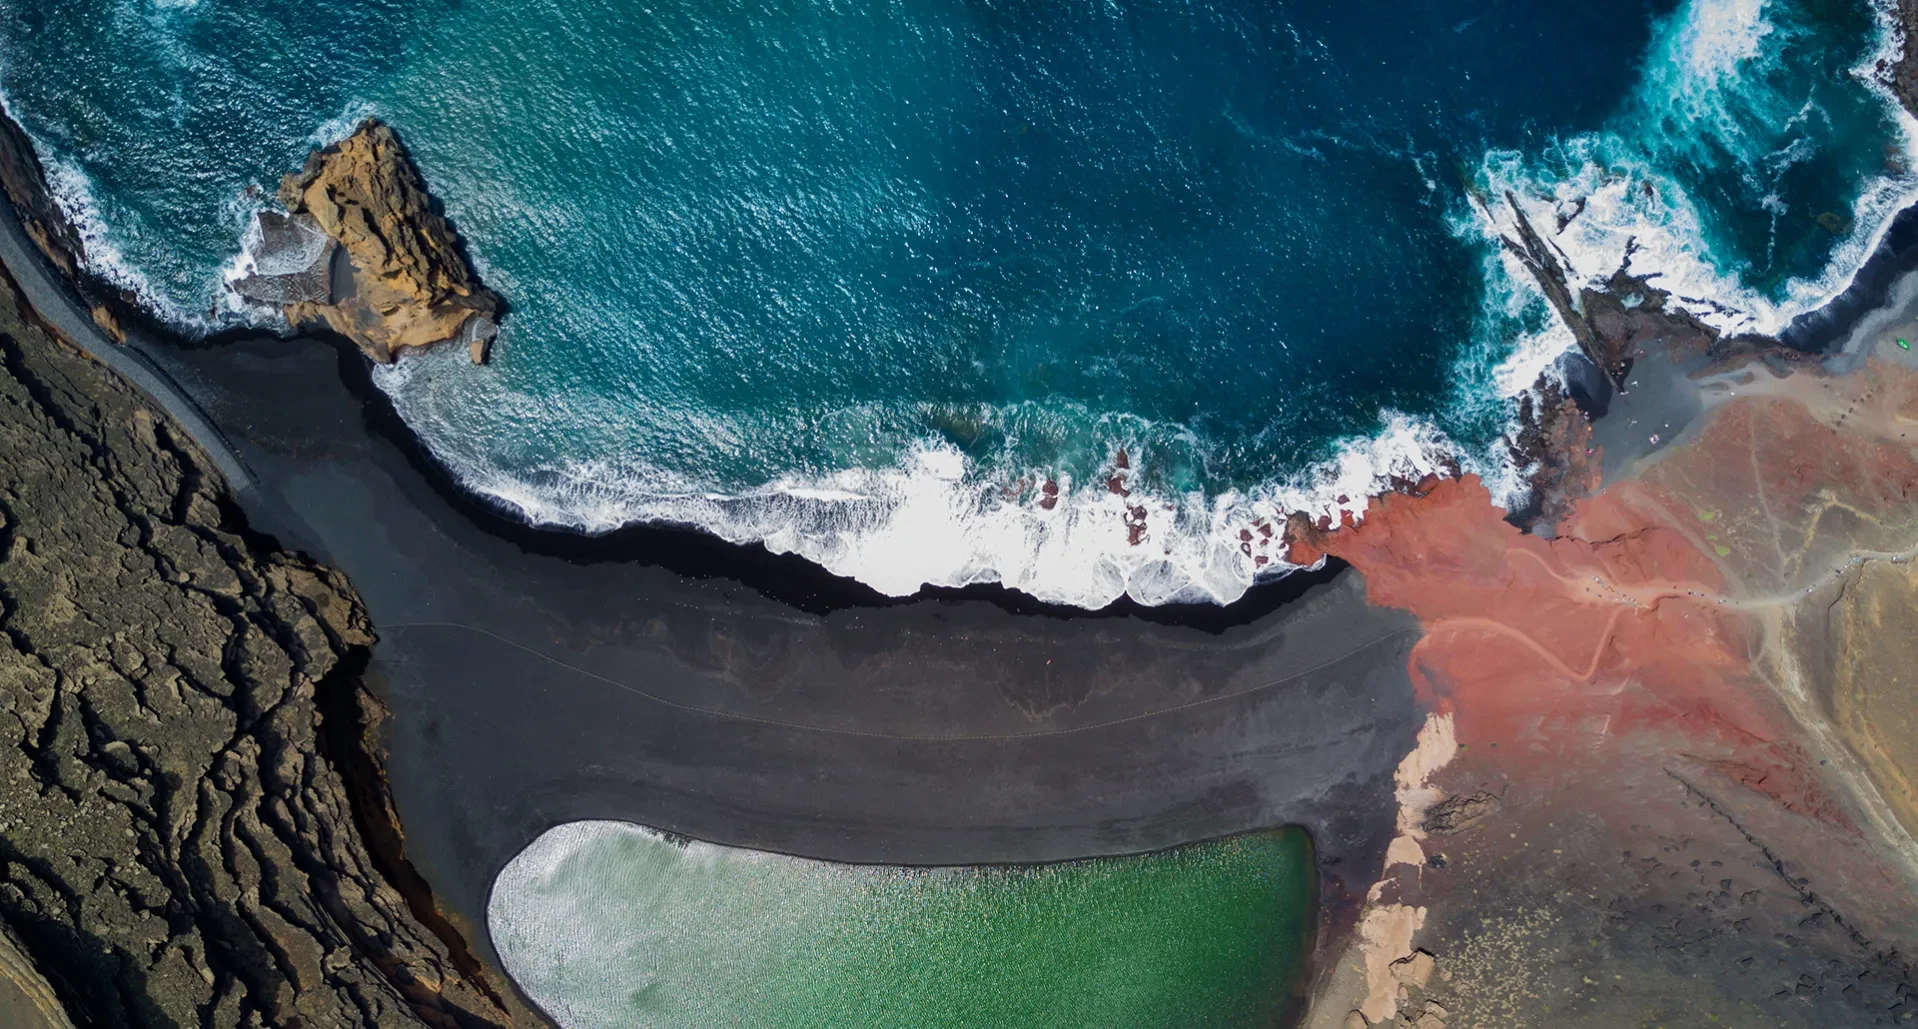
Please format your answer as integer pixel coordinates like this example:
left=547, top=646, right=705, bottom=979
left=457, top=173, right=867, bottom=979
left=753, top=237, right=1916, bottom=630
left=3, top=16, right=1918, bottom=1029
left=1293, top=364, right=1918, bottom=1025
left=1285, top=29, right=1918, bottom=1024
left=0, top=256, right=543, bottom=1025
left=235, top=120, right=501, bottom=365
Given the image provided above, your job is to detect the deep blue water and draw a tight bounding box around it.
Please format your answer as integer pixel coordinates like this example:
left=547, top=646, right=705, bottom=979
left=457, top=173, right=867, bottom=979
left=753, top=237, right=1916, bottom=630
left=0, top=0, right=1906, bottom=605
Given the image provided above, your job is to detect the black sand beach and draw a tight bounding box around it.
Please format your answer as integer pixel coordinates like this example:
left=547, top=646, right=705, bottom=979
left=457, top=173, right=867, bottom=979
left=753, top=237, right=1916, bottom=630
left=11, top=89, right=1917, bottom=1026
left=155, top=330, right=1424, bottom=953
left=0, top=186, right=1428, bottom=986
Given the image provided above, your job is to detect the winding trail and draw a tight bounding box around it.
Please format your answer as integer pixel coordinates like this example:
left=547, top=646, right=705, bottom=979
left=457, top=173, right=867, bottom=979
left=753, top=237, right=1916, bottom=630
left=1454, top=517, right=1918, bottom=683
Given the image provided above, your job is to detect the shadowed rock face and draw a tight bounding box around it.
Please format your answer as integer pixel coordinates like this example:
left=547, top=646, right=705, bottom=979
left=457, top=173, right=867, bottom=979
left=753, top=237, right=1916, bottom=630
left=279, top=120, right=501, bottom=365
left=0, top=922, right=71, bottom=1029
left=0, top=267, right=543, bottom=1028
left=232, top=211, right=337, bottom=307
left=0, top=112, right=81, bottom=282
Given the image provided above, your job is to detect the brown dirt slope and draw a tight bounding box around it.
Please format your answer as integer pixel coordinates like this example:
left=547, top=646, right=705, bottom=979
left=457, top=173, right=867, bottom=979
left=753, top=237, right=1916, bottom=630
left=1293, top=364, right=1918, bottom=1026
left=0, top=263, right=543, bottom=1027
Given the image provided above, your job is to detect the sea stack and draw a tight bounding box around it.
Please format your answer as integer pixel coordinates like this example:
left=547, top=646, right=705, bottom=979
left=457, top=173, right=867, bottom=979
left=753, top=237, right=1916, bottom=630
left=235, top=119, right=501, bottom=364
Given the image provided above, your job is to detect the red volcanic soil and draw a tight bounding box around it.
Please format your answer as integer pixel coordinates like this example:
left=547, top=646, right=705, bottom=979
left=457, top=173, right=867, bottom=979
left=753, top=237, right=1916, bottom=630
left=1293, top=357, right=1918, bottom=832
left=1300, top=472, right=1850, bottom=829
left=1294, top=376, right=1918, bottom=1025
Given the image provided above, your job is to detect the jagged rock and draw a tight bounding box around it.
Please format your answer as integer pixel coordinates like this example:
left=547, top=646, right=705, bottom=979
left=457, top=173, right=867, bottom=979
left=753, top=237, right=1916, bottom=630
left=0, top=112, right=83, bottom=278
left=231, top=211, right=336, bottom=305
left=0, top=269, right=543, bottom=1027
left=1504, top=377, right=1598, bottom=528
left=87, top=304, right=125, bottom=344
left=277, top=120, right=500, bottom=365
left=1390, top=950, right=1436, bottom=989
left=1886, top=1, right=1918, bottom=120
left=1421, top=791, right=1501, bottom=835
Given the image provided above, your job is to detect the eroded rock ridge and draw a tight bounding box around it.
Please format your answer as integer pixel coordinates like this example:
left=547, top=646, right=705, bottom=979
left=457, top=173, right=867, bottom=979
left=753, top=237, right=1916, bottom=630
left=0, top=266, right=538, bottom=1027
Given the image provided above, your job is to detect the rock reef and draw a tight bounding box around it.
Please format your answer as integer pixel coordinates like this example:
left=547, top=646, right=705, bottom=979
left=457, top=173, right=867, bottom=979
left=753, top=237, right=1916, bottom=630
left=0, top=264, right=541, bottom=1027
left=238, top=120, right=500, bottom=365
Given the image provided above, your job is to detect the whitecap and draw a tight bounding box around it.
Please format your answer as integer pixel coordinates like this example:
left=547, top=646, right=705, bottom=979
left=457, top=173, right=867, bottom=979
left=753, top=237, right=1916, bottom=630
left=1463, top=0, right=1918, bottom=350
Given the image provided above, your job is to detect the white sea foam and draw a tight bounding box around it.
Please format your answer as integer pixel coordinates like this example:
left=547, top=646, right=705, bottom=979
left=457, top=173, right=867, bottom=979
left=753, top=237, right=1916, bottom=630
left=385, top=342, right=1467, bottom=610
left=1467, top=0, right=1918, bottom=347
left=305, top=101, right=382, bottom=148
left=40, top=155, right=213, bottom=325
left=22, top=0, right=1918, bottom=612
left=393, top=0, right=1918, bottom=611
left=219, top=104, right=382, bottom=321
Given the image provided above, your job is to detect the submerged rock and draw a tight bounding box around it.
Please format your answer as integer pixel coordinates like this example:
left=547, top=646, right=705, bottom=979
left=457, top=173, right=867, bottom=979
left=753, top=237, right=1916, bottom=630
left=273, top=120, right=501, bottom=365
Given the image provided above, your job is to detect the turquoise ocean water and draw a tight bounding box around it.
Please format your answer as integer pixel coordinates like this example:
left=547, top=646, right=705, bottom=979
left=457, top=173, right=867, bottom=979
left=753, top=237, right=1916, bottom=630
left=0, top=0, right=1908, bottom=605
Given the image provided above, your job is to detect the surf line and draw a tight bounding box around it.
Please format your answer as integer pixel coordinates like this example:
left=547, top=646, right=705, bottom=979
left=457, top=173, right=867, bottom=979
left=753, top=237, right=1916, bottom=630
left=380, top=620, right=1417, bottom=741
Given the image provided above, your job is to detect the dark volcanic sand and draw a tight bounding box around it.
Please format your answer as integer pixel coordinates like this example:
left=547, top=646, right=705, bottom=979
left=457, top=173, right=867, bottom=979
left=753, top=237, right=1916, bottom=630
left=1296, top=383, right=1918, bottom=1025
left=133, top=329, right=1424, bottom=977
left=0, top=131, right=1427, bottom=1021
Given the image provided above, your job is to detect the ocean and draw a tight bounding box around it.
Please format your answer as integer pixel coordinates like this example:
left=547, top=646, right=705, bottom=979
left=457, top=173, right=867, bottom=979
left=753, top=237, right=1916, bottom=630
left=0, top=0, right=1908, bottom=606
left=487, top=823, right=1316, bottom=1029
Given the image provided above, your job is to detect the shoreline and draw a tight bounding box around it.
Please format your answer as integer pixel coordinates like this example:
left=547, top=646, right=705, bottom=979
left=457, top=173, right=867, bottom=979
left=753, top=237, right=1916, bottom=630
left=16, top=105, right=1916, bottom=610
left=0, top=108, right=1431, bottom=1028
left=7, top=52, right=1918, bottom=1027
left=139, top=323, right=1427, bottom=1016
left=210, top=316, right=1354, bottom=627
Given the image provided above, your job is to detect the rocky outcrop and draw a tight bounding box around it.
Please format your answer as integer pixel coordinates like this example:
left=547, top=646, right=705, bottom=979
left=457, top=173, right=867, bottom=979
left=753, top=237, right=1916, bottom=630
left=1289, top=362, right=1918, bottom=1024
left=1496, top=195, right=1781, bottom=387
left=253, top=120, right=500, bottom=365
left=0, top=264, right=543, bottom=1027
left=1885, top=1, right=1918, bottom=119
left=1503, top=377, right=1599, bottom=528
left=231, top=211, right=338, bottom=306
left=0, top=111, right=84, bottom=282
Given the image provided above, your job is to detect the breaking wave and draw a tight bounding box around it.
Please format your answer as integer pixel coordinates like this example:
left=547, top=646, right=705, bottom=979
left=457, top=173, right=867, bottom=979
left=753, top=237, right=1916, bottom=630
left=379, top=347, right=1463, bottom=607
left=380, top=0, right=1917, bottom=610
left=7, top=0, right=1915, bottom=610
left=1468, top=0, right=1918, bottom=342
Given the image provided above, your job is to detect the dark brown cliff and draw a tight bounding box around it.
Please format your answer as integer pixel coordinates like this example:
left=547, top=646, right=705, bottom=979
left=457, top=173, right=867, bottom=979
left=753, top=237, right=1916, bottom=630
left=0, top=261, right=544, bottom=1027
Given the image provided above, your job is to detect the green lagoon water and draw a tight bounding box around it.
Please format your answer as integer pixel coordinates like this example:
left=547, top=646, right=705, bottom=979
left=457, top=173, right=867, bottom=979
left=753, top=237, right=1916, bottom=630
left=487, top=823, right=1316, bottom=1029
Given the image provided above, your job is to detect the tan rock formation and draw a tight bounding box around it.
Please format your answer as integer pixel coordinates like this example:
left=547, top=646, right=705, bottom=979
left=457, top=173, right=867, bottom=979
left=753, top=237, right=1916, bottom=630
left=0, top=923, right=74, bottom=1029
left=279, top=120, right=500, bottom=364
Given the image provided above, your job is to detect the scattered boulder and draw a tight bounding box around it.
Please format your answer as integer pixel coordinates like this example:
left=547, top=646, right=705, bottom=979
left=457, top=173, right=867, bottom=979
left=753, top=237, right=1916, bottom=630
left=87, top=303, right=124, bottom=343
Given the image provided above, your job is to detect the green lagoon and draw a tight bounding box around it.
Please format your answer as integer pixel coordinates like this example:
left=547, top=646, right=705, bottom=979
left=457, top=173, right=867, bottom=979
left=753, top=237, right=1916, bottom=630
left=487, top=823, right=1316, bottom=1029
